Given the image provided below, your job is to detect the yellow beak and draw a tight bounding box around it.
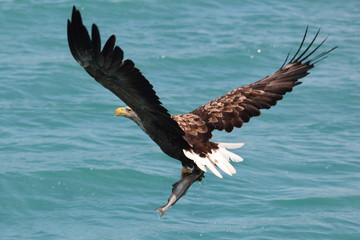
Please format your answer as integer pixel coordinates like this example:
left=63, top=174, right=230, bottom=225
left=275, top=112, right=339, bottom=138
left=114, top=107, right=129, bottom=116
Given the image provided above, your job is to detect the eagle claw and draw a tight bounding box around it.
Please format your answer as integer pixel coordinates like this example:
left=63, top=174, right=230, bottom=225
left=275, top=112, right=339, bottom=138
left=181, top=166, right=193, bottom=180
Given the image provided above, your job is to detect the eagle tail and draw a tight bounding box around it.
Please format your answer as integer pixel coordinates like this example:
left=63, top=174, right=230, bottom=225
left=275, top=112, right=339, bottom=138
left=183, top=142, right=244, bottom=178
left=217, top=142, right=245, bottom=149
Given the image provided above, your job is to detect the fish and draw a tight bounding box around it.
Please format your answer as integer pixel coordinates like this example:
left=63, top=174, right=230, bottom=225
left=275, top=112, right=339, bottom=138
left=155, top=170, right=204, bottom=217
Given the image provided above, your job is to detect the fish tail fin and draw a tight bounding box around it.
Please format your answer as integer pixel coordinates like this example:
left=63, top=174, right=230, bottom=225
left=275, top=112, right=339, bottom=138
left=155, top=205, right=170, bottom=217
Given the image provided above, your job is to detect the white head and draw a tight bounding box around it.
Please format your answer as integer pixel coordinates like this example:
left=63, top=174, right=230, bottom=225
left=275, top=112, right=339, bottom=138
left=114, top=106, right=146, bottom=132
left=114, top=106, right=137, bottom=118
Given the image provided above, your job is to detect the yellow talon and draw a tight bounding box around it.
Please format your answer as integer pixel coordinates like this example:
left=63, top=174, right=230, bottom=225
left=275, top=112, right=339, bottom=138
left=181, top=166, right=193, bottom=180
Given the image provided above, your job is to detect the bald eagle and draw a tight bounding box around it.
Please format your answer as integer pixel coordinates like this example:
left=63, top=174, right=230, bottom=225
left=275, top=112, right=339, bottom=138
left=67, top=6, right=336, bottom=212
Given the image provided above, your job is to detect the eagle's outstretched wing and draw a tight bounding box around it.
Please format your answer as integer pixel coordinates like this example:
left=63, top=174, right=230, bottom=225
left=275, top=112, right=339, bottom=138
left=180, top=28, right=336, bottom=145
left=176, top=28, right=336, bottom=177
left=67, top=6, right=189, bottom=151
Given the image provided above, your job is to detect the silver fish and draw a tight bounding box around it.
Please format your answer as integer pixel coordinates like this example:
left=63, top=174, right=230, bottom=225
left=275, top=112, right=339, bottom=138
left=155, top=170, right=204, bottom=217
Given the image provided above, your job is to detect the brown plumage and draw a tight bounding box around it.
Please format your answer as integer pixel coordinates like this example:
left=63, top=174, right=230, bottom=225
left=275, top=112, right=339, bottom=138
left=67, top=6, right=336, bottom=178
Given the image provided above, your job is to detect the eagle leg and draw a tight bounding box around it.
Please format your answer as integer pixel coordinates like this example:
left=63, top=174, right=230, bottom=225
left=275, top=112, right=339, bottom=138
left=181, top=166, right=193, bottom=180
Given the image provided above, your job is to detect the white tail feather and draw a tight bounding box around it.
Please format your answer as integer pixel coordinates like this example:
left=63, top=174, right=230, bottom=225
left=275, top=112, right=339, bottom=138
left=226, top=150, right=244, bottom=162
left=196, top=163, right=207, bottom=172
left=183, top=143, right=244, bottom=178
left=209, top=151, right=233, bottom=176
left=218, top=149, right=237, bottom=174
left=217, top=142, right=244, bottom=149
left=204, top=157, right=223, bottom=178
left=183, top=150, right=207, bottom=172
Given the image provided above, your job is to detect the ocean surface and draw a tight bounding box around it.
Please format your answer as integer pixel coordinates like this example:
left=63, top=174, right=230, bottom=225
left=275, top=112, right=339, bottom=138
left=1, top=0, right=359, bottom=239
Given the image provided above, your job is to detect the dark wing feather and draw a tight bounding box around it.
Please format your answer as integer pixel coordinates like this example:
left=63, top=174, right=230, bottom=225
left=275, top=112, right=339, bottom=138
left=67, top=6, right=189, bottom=151
left=182, top=28, right=336, bottom=144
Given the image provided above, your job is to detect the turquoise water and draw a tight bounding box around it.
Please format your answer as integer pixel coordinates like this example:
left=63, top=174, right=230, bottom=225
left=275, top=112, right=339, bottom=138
left=1, top=0, right=359, bottom=239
